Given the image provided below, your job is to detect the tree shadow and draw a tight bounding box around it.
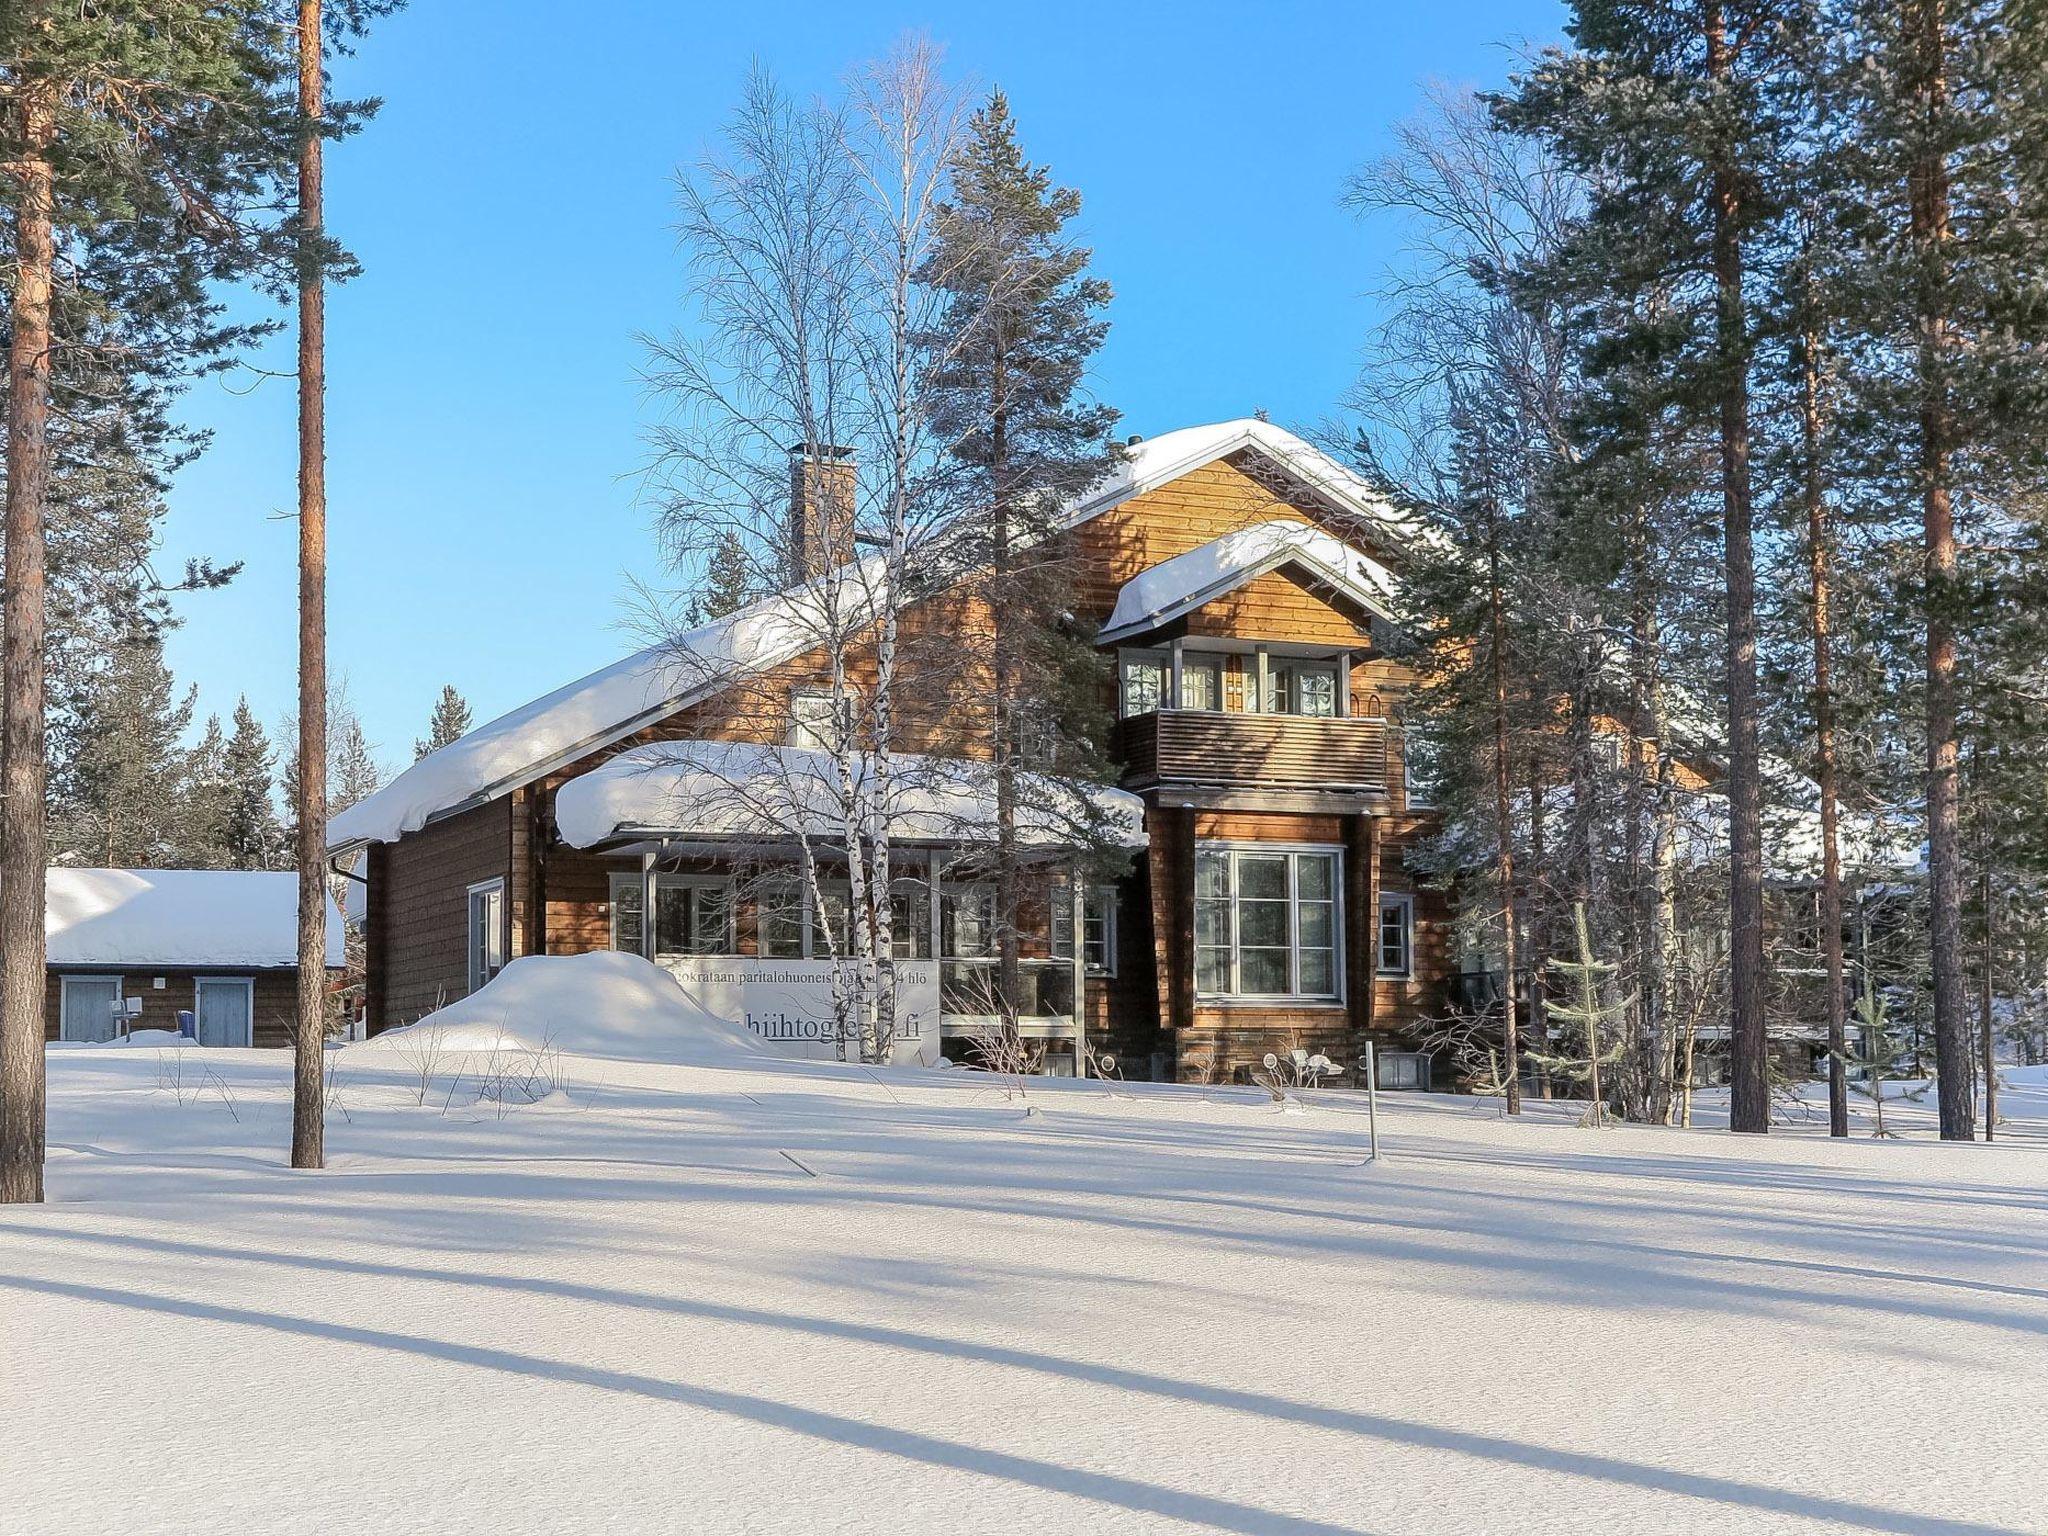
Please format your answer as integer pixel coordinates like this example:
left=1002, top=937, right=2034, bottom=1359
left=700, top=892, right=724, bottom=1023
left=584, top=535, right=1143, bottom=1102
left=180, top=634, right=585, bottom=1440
left=3, top=1231, right=2026, bottom=1536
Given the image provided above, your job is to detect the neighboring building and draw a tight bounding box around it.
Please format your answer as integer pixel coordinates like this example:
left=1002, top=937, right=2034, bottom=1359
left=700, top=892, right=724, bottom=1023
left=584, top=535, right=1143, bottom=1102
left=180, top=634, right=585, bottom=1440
left=43, top=868, right=345, bottom=1047
left=331, top=420, right=1450, bottom=1082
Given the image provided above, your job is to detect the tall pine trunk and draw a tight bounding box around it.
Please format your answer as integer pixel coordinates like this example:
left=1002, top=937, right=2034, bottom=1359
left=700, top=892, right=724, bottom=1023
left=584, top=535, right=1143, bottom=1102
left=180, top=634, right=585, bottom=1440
left=1800, top=284, right=1850, bottom=1139
left=1707, top=1, right=1768, bottom=1134
left=0, top=72, right=57, bottom=1205
left=1486, top=517, right=1522, bottom=1114
left=1910, top=0, right=1973, bottom=1140
left=292, top=0, right=328, bottom=1170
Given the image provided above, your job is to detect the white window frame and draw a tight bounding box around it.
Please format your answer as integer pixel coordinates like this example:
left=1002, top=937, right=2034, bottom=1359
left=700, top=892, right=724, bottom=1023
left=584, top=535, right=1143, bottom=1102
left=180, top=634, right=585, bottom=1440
left=1377, top=891, right=1415, bottom=978
left=192, top=975, right=256, bottom=1048
left=1052, top=884, right=1119, bottom=976
left=651, top=873, right=736, bottom=958
left=1178, top=651, right=1225, bottom=713
left=1193, top=842, right=1344, bottom=1004
left=57, top=973, right=125, bottom=1043
left=790, top=687, right=860, bottom=752
left=608, top=870, right=646, bottom=955
left=467, top=878, right=507, bottom=992
left=1118, top=648, right=1169, bottom=719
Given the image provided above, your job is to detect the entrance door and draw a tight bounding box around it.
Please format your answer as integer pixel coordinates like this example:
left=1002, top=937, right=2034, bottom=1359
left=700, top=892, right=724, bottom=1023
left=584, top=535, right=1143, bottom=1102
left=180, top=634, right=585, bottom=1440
left=194, top=978, right=253, bottom=1048
left=59, top=976, right=122, bottom=1043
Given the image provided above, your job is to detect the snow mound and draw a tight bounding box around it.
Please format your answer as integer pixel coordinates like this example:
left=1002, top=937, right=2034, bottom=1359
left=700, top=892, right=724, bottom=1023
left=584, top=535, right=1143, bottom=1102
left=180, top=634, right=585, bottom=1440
left=353, top=951, right=768, bottom=1067
left=2001, top=1063, right=2048, bottom=1086
left=46, top=1028, right=198, bottom=1051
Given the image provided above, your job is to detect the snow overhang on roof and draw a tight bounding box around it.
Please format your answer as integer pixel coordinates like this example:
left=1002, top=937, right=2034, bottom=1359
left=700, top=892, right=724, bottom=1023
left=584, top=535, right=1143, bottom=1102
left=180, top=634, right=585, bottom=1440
left=553, top=740, right=1148, bottom=853
left=329, top=419, right=1415, bottom=851
left=44, top=868, right=344, bottom=969
left=1099, top=519, right=1401, bottom=646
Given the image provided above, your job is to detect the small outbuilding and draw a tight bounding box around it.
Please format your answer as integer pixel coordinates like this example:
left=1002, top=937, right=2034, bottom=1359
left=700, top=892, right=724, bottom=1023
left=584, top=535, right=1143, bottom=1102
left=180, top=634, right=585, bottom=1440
left=42, top=868, right=344, bottom=1047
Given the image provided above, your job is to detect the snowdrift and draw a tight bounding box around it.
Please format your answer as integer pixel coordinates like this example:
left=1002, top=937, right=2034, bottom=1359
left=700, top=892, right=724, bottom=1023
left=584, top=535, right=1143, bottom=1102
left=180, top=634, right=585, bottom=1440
left=47, top=1028, right=197, bottom=1051
left=353, top=952, right=768, bottom=1067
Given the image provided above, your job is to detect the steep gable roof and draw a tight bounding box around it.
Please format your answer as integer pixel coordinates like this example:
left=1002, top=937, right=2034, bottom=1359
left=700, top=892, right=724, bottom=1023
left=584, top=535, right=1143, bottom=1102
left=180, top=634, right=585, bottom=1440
left=330, top=420, right=1415, bottom=850
left=1099, top=519, right=1400, bottom=644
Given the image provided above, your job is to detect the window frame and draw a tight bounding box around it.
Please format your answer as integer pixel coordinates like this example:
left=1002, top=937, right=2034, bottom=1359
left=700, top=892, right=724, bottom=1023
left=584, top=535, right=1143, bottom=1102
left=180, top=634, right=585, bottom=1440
left=608, top=870, right=646, bottom=955
left=1192, top=842, right=1344, bottom=1004
left=1051, top=884, right=1119, bottom=977
left=466, top=878, right=507, bottom=992
left=1118, top=648, right=1169, bottom=719
left=653, top=873, right=736, bottom=958
left=1377, top=891, right=1415, bottom=978
left=789, top=687, right=858, bottom=751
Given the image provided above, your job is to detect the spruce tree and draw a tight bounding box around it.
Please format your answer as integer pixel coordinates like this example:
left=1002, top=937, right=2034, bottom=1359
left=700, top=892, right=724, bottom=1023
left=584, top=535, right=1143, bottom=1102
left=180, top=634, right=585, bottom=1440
left=53, top=622, right=195, bottom=867
left=414, top=683, right=472, bottom=759
left=917, top=90, right=1120, bottom=1012
left=687, top=531, right=757, bottom=624
left=222, top=698, right=282, bottom=872
left=179, top=714, right=234, bottom=867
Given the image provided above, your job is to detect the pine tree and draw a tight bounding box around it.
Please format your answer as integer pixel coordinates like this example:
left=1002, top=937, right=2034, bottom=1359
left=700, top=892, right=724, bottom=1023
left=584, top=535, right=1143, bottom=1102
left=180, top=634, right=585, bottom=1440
left=1499, top=0, right=1798, bottom=1134
left=222, top=699, right=282, bottom=872
left=917, top=90, right=1121, bottom=1012
left=52, top=622, right=196, bottom=866
left=414, top=683, right=472, bottom=759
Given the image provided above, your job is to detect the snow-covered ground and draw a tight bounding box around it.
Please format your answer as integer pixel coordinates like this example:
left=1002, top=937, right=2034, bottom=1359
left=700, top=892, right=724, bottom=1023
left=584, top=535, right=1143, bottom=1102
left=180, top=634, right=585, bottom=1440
left=6, top=980, right=2045, bottom=1533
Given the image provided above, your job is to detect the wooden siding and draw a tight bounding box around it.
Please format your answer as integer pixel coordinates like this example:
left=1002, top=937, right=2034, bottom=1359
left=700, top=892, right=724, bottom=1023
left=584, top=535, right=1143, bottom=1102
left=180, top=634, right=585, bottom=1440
left=1182, top=565, right=1376, bottom=645
left=44, top=968, right=305, bottom=1049
left=370, top=797, right=512, bottom=1031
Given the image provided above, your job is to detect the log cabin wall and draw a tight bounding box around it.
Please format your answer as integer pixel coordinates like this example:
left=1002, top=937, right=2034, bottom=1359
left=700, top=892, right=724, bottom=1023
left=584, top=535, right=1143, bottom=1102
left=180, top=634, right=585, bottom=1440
left=369, top=796, right=512, bottom=1032
left=43, top=968, right=307, bottom=1048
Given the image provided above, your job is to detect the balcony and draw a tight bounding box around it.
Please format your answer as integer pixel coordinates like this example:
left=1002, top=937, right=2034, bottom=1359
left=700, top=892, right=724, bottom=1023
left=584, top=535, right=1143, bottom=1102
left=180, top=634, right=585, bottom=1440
left=1116, top=710, right=1389, bottom=794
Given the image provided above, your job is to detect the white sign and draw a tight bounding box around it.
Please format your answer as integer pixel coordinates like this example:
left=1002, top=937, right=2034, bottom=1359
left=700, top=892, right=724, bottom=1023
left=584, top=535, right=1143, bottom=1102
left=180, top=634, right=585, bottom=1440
left=658, top=957, right=941, bottom=1068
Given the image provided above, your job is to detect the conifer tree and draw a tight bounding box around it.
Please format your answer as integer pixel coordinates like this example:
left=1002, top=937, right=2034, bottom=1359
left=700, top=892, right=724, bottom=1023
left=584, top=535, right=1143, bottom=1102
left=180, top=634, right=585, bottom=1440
left=414, top=683, right=472, bottom=759
left=686, top=531, right=757, bottom=624
left=0, top=0, right=395, bottom=1202
left=917, top=90, right=1120, bottom=1011
left=53, top=622, right=195, bottom=866
left=1499, top=1, right=1794, bottom=1134
left=179, top=714, right=234, bottom=867
left=222, top=698, right=282, bottom=872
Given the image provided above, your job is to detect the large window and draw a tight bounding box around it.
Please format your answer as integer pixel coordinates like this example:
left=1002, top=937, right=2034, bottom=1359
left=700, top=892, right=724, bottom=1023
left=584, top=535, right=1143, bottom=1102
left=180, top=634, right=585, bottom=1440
left=610, top=873, right=734, bottom=956
left=1051, top=885, right=1118, bottom=975
left=1377, top=892, right=1414, bottom=977
left=1194, top=846, right=1339, bottom=1000
left=467, top=879, right=506, bottom=992
left=1179, top=653, right=1223, bottom=712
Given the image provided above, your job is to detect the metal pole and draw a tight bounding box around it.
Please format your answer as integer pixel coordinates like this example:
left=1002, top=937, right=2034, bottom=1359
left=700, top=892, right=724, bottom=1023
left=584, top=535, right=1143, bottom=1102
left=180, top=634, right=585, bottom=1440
left=1365, top=1038, right=1380, bottom=1163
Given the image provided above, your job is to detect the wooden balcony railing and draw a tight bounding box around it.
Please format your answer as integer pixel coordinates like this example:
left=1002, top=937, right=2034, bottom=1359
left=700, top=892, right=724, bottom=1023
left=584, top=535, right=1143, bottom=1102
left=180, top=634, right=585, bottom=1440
left=1116, top=710, right=1389, bottom=794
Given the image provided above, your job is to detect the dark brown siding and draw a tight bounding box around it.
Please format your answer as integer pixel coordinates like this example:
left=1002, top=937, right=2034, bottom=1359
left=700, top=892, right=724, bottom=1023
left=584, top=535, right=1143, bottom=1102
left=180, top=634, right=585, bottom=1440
left=371, top=797, right=512, bottom=1032
left=45, top=968, right=306, bottom=1048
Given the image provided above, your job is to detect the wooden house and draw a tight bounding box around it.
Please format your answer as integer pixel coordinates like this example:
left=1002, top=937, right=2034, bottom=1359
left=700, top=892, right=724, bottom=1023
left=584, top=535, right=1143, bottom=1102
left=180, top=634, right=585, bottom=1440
left=329, top=420, right=1452, bottom=1083
left=42, top=868, right=344, bottom=1047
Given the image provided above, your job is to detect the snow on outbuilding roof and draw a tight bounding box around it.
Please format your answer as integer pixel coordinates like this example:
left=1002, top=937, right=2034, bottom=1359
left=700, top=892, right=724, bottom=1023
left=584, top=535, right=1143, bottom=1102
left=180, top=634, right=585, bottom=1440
left=45, top=869, right=344, bottom=969
left=330, top=419, right=1408, bottom=850
left=554, top=740, right=1147, bottom=852
left=1100, top=519, right=1401, bottom=644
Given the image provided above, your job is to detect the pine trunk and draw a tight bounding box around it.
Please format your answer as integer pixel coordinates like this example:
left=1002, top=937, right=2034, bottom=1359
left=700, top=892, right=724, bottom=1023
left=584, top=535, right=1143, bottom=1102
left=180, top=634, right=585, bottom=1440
left=1910, top=0, right=1973, bottom=1141
left=292, top=0, right=328, bottom=1170
left=1707, top=1, right=1768, bottom=1135
left=0, top=74, right=57, bottom=1205
left=1801, top=292, right=1850, bottom=1139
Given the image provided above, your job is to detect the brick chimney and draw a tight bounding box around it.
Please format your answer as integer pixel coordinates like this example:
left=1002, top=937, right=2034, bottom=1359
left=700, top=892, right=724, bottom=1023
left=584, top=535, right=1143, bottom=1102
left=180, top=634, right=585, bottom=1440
left=786, top=442, right=857, bottom=581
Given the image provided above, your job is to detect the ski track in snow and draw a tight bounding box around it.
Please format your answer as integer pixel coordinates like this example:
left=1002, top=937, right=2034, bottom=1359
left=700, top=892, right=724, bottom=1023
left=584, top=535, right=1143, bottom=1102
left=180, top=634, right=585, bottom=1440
left=5, top=1046, right=2045, bottom=1536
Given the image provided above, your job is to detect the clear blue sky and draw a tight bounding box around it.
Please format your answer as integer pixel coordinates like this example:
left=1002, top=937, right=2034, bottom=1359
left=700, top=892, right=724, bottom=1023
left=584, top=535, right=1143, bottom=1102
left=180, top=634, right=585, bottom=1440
left=158, top=0, right=1563, bottom=772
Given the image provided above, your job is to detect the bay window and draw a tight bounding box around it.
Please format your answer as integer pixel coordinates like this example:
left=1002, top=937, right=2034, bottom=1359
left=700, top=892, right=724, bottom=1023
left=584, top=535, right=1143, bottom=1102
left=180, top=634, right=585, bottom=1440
left=1194, top=846, right=1340, bottom=1000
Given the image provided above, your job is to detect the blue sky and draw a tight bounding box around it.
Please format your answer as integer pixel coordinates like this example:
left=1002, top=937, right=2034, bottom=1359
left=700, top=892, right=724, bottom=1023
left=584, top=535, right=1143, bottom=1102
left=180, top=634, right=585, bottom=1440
left=158, top=0, right=1563, bottom=770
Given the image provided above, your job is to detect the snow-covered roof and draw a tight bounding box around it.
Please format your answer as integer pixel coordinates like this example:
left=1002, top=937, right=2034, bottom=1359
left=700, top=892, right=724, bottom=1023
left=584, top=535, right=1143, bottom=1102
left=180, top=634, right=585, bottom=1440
left=554, top=740, right=1147, bottom=852
left=1065, top=420, right=1420, bottom=553
left=328, top=586, right=853, bottom=850
left=45, top=869, right=344, bottom=969
left=331, top=419, right=1406, bottom=850
left=1100, top=519, right=1400, bottom=644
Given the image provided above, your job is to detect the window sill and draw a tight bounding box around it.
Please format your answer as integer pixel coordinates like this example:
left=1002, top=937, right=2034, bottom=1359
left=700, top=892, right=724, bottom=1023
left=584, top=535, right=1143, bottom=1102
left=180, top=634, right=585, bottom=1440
left=1196, top=995, right=1346, bottom=1009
